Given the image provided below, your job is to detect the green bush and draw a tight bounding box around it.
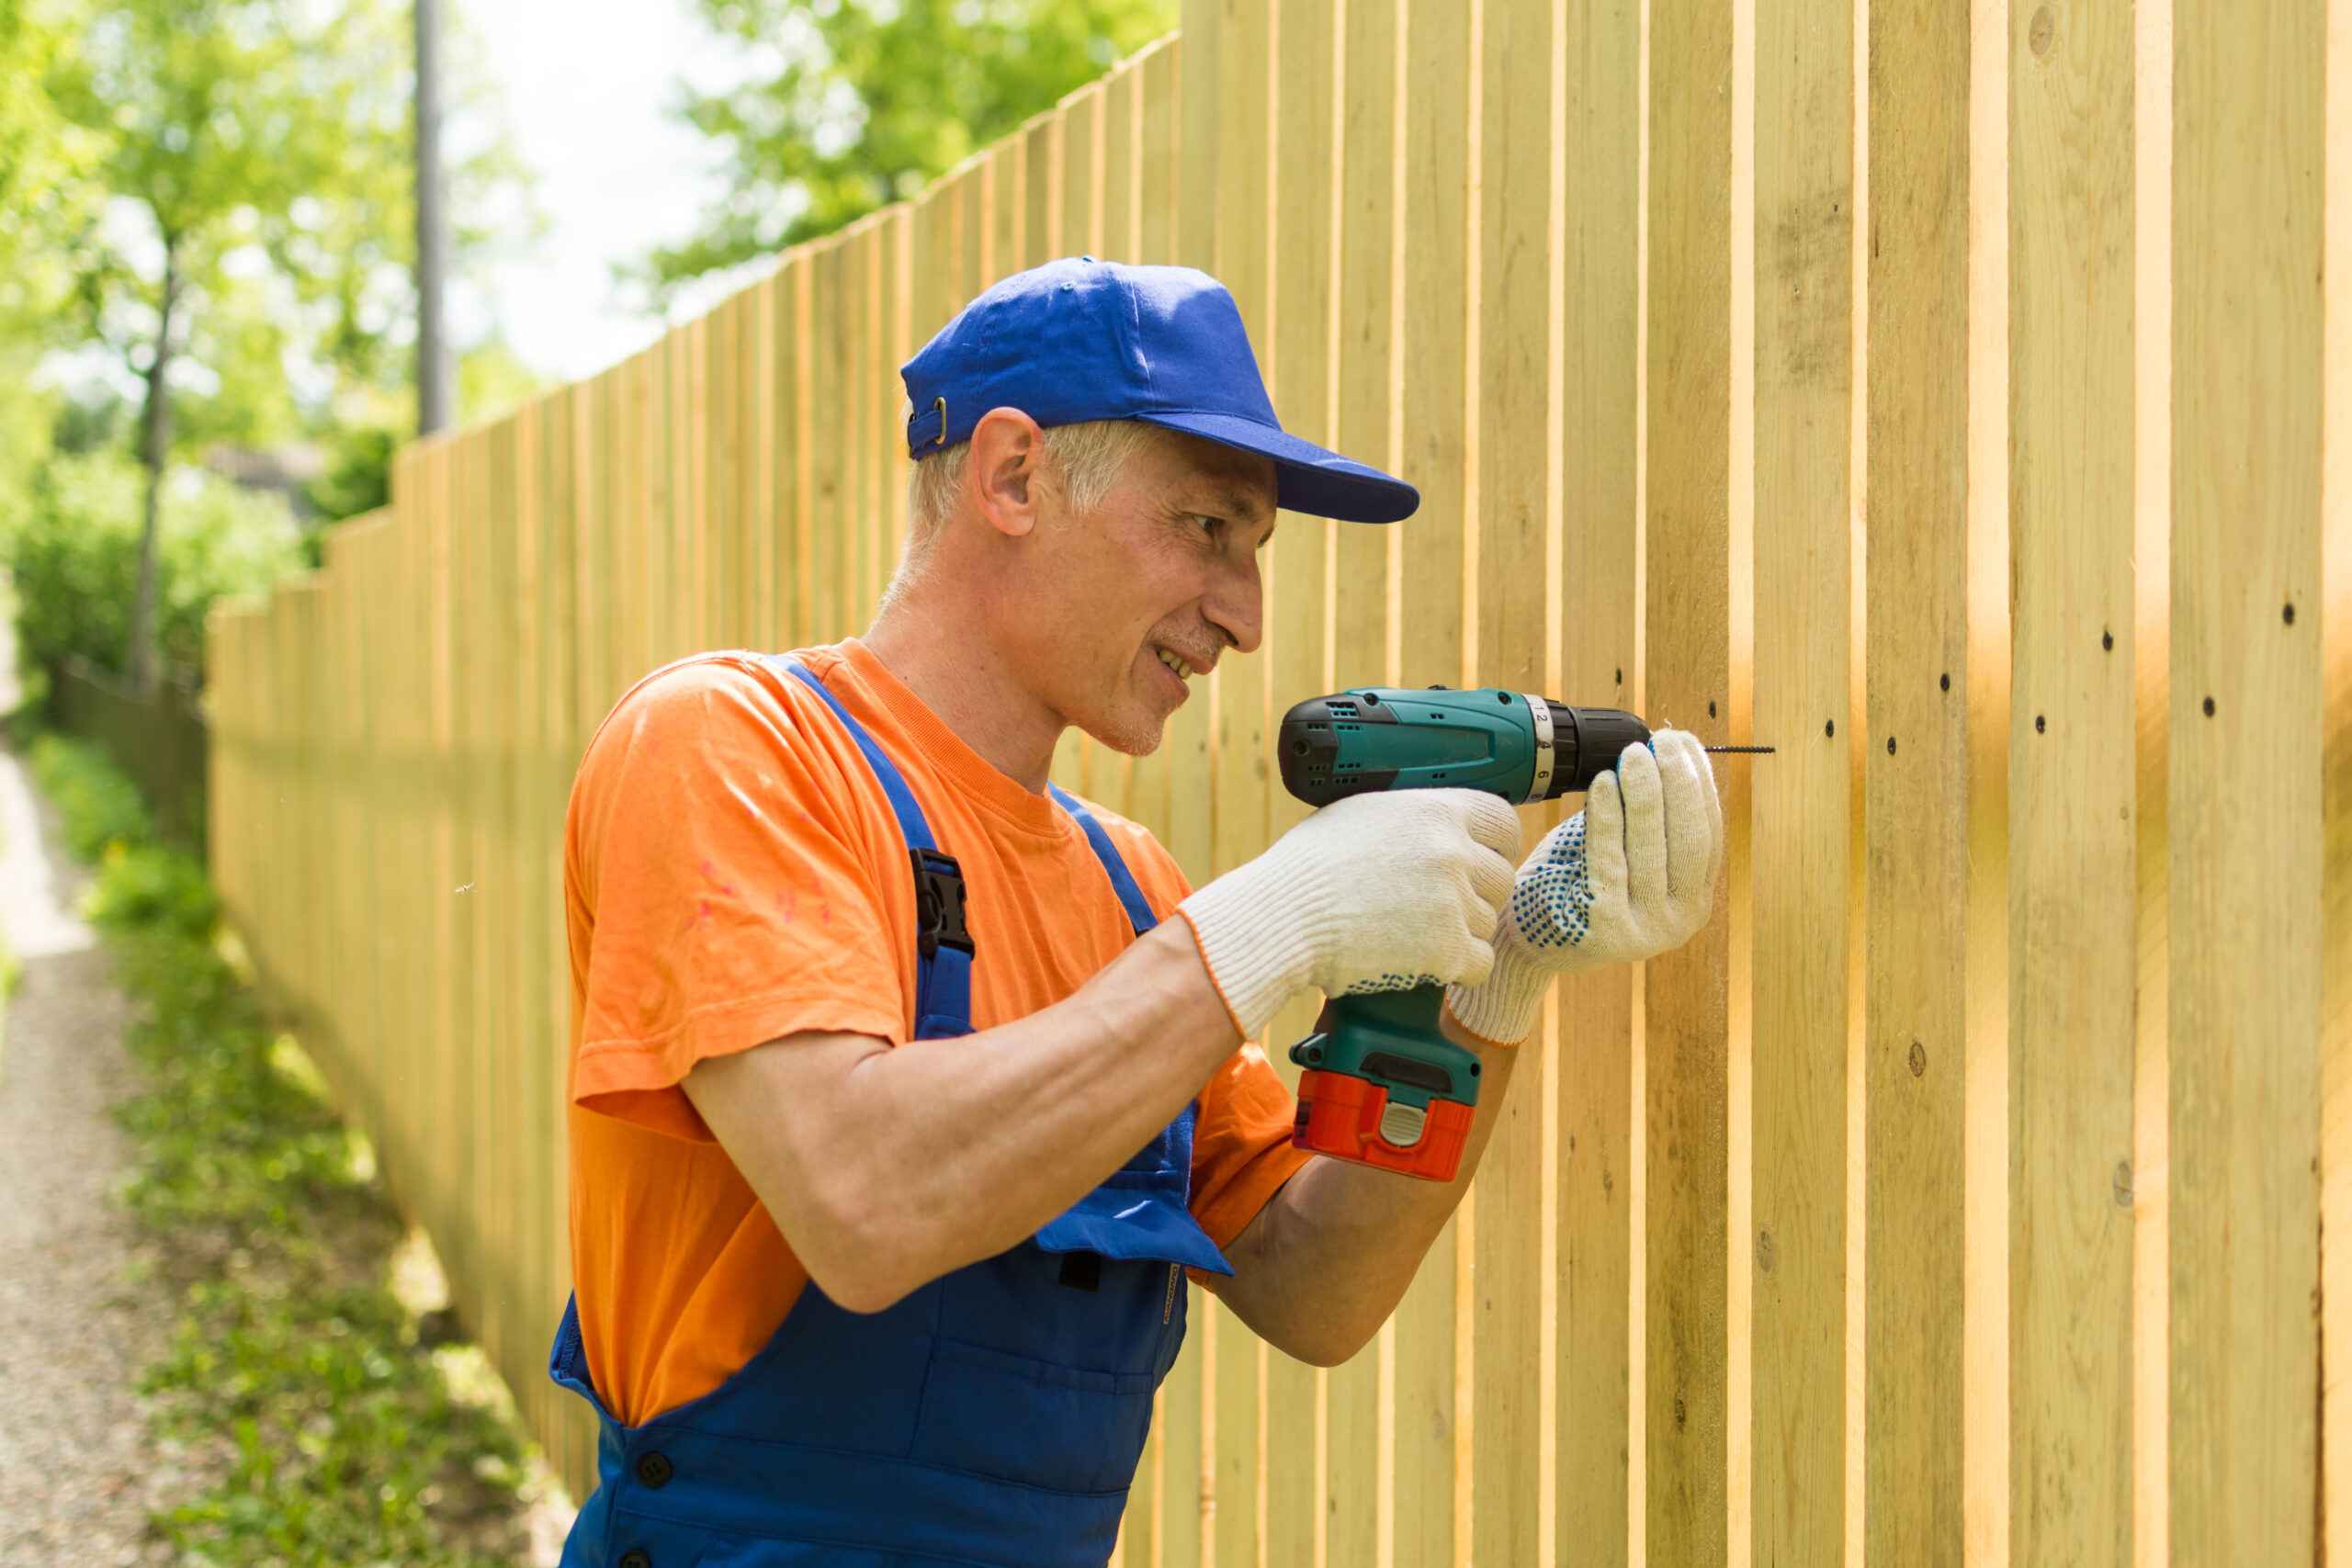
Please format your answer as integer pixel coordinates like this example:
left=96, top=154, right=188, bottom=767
left=3, top=450, right=306, bottom=688
left=28, top=730, right=152, bottom=858
left=85, top=840, right=220, bottom=941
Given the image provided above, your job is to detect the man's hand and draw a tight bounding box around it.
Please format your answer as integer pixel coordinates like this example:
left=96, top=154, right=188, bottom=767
left=1177, top=787, right=1521, bottom=1042
left=1446, top=728, right=1724, bottom=1047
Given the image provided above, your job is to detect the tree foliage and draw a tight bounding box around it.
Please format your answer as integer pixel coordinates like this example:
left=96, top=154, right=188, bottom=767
left=41, top=0, right=535, bottom=446
left=6, top=450, right=305, bottom=687
left=0, top=0, right=108, bottom=338
left=635, top=0, right=1175, bottom=308
left=28, top=0, right=537, bottom=688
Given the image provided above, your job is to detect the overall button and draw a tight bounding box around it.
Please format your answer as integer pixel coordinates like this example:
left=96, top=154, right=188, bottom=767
left=634, top=1451, right=673, bottom=1488
left=618, top=1552, right=651, bottom=1568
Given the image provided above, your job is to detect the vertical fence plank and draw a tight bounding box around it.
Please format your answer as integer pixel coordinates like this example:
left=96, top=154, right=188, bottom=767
left=871, top=216, right=896, bottom=625
left=785, top=258, right=813, bottom=650
left=1099, top=62, right=1142, bottom=829
left=1322, top=0, right=1396, bottom=1557
left=708, top=296, right=739, bottom=649
left=632, top=342, right=658, bottom=679
left=847, top=222, right=876, bottom=634
left=885, top=209, right=913, bottom=615
left=639, top=343, right=672, bottom=675
left=1391, top=0, right=1475, bottom=1560
left=910, top=177, right=953, bottom=363
left=2326, top=0, right=2352, bottom=1543
left=748, top=272, right=778, bottom=646
left=990, top=138, right=1023, bottom=288
left=486, top=423, right=518, bottom=1366
left=1125, top=50, right=1181, bottom=1561
left=1060, top=80, right=1100, bottom=265
left=459, top=430, right=493, bottom=1338
left=1556, top=0, right=1642, bottom=1558
left=962, top=156, right=990, bottom=307
left=1645, top=0, right=1736, bottom=1558
left=1262, top=0, right=1338, bottom=1560
left=1861, top=0, right=1970, bottom=1560
left=1206, top=2, right=1273, bottom=1561
left=1099, top=115, right=1153, bottom=1560
left=1165, top=15, right=1216, bottom=1558
left=389, top=446, right=427, bottom=1252
left=812, top=242, right=837, bottom=645
left=1025, top=112, right=1060, bottom=273
left=2007, top=1, right=2137, bottom=1561
left=851, top=220, right=879, bottom=639
left=2169, top=0, right=2324, bottom=1558
left=735, top=293, right=761, bottom=647
left=433, top=430, right=469, bottom=1427
left=1962, top=0, right=2016, bottom=1553
left=393, top=482, right=421, bottom=1218
left=1750, top=0, right=1856, bottom=1563
left=673, top=318, right=701, bottom=657
left=1058, top=79, right=1103, bottom=804
left=536, top=386, right=575, bottom=1457
left=315, top=528, right=359, bottom=1123
left=1469, top=0, right=1554, bottom=1557
left=1121, top=38, right=1182, bottom=863
left=512, top=400, right=548, bottom=1418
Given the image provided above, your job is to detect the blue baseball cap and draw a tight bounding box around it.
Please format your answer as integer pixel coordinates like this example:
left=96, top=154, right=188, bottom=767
left=901, top=256, right=1419, bottom=525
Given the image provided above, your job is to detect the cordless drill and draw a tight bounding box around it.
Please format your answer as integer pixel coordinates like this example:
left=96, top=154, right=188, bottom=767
left=1277, top=684, right=1770, bottom=1181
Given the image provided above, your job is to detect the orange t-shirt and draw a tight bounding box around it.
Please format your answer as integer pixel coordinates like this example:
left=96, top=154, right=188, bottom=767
left=561, top=636, right=1314, bottom=1426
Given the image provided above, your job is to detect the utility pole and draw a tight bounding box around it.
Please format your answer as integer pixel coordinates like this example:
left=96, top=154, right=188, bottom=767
left=414, top=0, right=453, bottom=435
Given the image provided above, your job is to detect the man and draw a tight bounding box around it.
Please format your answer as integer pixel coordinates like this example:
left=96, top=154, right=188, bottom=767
left=547, top=256, right=1724, bottom=1567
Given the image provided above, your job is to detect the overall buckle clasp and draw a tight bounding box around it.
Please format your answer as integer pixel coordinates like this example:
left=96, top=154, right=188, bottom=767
left=909, top=848, right=974, bottom=959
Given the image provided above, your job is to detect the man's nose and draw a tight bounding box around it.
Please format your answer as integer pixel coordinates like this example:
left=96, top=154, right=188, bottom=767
left=1203, top=553, right=1264, bottom=657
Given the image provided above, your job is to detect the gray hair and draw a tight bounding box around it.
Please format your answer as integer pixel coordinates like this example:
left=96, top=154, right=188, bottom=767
left=893, top=416, right=1165, bottom=574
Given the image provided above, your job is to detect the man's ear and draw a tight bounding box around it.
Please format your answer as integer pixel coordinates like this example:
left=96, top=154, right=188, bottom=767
left=969, top=407, right=1046, bottom=539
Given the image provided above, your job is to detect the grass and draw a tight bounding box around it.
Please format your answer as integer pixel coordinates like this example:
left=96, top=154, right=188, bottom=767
left=27, top=729, right=554, bottom=1567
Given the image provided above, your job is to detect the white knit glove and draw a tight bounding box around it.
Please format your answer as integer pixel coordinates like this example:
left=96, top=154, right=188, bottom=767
left=1444, top=728, right=1724, bottom=1047
left=1174, top=789, right=1523, bottom=1041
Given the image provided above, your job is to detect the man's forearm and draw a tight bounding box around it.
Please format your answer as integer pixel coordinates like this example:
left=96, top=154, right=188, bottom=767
left=1208, top=1013, right=1527, bottom=1366
left=685, top=915, right=1243, bottom=1312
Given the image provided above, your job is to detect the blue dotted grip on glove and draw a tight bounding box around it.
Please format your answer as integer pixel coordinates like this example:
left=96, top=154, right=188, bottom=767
left=1514, top=811, right=1598, bottom=949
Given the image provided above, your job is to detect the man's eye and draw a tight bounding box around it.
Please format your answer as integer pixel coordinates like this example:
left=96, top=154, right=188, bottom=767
left=1194, top=514, right=1223, bottom=534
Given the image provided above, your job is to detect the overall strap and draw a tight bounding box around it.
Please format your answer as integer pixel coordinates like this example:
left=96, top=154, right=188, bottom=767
left=1046, top=781, right=1158, bottom=937
left=773, top=658, right=975, bottom=1037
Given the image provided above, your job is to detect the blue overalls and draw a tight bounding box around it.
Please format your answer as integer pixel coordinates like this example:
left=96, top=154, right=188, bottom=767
left=548, top=655, right=1234, bottom=1568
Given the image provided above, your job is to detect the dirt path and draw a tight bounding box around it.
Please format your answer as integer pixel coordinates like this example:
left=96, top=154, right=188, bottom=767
left=0, top=736, right=183, bottom=1565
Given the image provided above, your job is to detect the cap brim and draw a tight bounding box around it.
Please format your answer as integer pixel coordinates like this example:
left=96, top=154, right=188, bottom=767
left=1135, top=410, right=1419, bottom=524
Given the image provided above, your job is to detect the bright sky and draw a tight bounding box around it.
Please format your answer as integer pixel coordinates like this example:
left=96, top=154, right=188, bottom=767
left=449, top=0, right=773, bottom=385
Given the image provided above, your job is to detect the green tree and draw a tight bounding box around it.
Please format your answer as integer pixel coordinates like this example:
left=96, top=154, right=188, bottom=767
left=39, top=0, right=537, bottom=694
left=6, top=450, right=304, bottom=689
left=633, top=0, right=1174, bottom=309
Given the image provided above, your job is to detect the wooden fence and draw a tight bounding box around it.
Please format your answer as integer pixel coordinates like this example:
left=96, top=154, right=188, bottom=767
left=205, top=0, right=2350, bottom=1561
